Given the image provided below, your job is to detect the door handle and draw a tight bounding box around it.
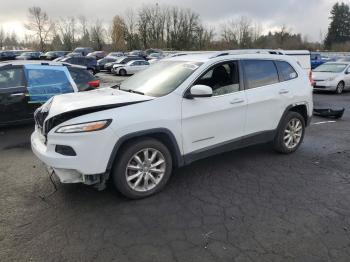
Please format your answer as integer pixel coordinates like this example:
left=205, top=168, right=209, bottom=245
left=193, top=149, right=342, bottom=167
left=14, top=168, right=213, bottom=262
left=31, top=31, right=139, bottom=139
left=230, top=98, right=245, bottom=105
left=10, top=93, right=25, bottom=97
left=279, top=89, right=290, bottom=95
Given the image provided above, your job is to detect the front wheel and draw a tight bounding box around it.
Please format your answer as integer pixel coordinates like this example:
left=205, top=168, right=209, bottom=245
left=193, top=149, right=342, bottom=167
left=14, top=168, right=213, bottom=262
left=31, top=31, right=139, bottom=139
left=119, top=69, right=127, bottom=76
left=273, top=111, right=305, bottom=154
left=112, top=138, right=173, bottom=199
left=335, top=82, right=344, bottom=94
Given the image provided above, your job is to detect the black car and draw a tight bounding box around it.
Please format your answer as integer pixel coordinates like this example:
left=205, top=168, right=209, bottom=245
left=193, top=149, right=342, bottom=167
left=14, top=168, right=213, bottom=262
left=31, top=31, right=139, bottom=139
left=97, top=57, right=119, bottom=70
left=40, top=51, right=69, bottom=60
left=129, top=50, right=147, bottom=58
left=0, top=51, right=17, bottom=61
left=104, top=56, right=146, bottom=72
left=60, top=56, right=99, bottom=74
left=0, top=61, right=99, bottom=126
left=16, top=52, right=42, bottom=60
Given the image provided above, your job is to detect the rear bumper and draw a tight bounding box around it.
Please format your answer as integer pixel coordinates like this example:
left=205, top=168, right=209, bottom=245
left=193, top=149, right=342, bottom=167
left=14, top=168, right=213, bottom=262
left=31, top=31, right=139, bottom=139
left=313, top=81, right=336, bottom=91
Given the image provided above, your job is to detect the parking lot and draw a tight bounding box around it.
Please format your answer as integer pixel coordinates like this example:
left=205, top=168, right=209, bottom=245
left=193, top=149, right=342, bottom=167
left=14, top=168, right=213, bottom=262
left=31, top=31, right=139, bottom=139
left=1, top=75, right=350, bottom=261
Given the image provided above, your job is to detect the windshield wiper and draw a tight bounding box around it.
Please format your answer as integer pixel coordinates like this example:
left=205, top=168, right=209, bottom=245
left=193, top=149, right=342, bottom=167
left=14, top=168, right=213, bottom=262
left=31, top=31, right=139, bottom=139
left=120, top=88, right=145, bottom=95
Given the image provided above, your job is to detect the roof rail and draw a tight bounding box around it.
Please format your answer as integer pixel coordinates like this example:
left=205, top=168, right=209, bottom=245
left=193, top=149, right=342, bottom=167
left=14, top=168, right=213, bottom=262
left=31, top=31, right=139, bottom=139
left=170, top=51, right=216, bottom=57
left=210, top=49, right=285, bottom=58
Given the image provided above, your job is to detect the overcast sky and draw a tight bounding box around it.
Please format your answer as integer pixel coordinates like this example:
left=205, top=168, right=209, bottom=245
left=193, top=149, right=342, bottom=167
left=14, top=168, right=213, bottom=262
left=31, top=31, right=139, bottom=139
left=0, top=0, right=339, bottom=42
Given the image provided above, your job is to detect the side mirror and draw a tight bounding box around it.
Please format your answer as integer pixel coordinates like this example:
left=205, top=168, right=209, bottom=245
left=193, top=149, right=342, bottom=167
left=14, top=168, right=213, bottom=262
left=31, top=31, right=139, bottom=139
left=187, top=85, right=213, bottom=98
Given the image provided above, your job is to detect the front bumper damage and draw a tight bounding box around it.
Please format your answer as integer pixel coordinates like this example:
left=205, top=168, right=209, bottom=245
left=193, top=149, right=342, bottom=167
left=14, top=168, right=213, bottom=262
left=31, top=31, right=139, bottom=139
left=31, top=127, right=115, bottom=190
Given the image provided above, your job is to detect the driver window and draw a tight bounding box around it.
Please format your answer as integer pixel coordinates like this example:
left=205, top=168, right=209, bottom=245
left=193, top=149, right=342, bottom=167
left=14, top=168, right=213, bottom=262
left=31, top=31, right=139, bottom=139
left=195, top=61, right=240, bottom=96
left=0, top=68, right=25, bottom=89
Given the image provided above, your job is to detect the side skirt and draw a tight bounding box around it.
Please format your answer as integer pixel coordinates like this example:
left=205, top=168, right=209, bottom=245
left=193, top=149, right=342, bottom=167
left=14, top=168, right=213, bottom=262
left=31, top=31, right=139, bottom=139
left=184, top=130, right=276, bottom=165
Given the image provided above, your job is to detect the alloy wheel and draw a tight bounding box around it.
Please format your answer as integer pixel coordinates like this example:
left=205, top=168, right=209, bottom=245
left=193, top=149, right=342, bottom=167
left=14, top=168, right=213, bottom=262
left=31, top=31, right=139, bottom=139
left=125, top=148, right=166, bottom=192
left=283, top=118, right=303, bottom=149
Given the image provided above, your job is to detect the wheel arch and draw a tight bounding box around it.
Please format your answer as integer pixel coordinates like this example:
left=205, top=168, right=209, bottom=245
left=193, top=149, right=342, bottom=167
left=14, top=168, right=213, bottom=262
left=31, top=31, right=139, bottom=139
left=106, top=128, right=184, bottom=173
left=278, top=104, right=310, bottom=130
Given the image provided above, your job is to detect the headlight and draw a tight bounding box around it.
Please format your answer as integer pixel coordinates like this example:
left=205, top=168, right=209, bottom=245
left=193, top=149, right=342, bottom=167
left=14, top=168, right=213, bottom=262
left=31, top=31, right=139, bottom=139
left=55, top=120, right=112, bottom=133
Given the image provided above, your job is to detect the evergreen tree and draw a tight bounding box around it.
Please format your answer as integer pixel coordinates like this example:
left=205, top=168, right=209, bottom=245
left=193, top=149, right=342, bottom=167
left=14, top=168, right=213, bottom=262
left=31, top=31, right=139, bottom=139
left=325, top=2, right=350, bottom=49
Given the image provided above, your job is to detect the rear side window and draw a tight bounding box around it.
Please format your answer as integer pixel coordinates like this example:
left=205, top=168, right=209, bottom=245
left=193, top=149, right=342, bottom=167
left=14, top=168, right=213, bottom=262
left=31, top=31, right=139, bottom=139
left=68, top=67, right=95, bottom=91
left=243, top=60, right=279, bottom=89
left=26, top=68, right=74, bottom=103
left=0, top=68, right=25, bottom=89
left=275, top=61, right=298, bottom=82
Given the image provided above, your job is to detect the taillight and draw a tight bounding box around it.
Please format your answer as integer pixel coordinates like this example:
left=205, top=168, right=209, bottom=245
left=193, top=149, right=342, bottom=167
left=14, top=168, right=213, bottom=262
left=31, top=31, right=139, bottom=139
left=88, top=79, right=100, bottom=88
left=309, top=70, right=315, bottom=86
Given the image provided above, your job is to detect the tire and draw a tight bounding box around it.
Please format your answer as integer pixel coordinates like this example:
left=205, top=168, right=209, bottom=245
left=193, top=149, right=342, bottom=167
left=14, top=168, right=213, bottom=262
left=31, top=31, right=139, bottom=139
left=119, top=69, right=127, bottom=76
left=335, top=81, right=344, bottom=94
left=112, top=138, right=173, bottom=199
left=273, top=111, right=305, bottom=154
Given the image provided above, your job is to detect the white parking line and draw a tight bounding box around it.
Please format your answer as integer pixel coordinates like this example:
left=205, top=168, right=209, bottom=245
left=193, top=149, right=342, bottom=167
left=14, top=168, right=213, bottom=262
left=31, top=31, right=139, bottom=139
left=312, top=121, right=337, bottom=125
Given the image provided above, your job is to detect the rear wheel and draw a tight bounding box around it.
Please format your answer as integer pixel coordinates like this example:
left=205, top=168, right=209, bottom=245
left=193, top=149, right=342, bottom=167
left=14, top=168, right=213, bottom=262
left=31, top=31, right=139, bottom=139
left=335, top=81, right=344, bottom=94
left=119, top=69, right=127, bottom=76
left=273, top=111, right=305, bottom=154
left=112, top=138, right=173, bottom=199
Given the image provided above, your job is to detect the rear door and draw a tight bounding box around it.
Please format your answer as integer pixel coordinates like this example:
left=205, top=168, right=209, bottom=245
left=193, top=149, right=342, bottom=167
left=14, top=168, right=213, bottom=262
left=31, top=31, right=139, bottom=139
left=0, top=66, right=33, bottom=124
left=24, top=65, right=77, bottom=104
left=242, top=59, right=288, bottom=135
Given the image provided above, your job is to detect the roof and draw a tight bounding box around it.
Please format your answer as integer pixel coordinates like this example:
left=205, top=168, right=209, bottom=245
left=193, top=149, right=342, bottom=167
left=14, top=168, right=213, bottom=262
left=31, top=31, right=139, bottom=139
left=0, top=60, right=86, bottom=69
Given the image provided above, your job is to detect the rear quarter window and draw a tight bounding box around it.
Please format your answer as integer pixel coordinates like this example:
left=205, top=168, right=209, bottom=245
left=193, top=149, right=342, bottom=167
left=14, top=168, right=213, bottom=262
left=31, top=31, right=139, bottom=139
left=275, top=61, right=298, bottom=82
left=243, top=60, right=279, bottom=89
left=68, top=67, right=95, bottom=91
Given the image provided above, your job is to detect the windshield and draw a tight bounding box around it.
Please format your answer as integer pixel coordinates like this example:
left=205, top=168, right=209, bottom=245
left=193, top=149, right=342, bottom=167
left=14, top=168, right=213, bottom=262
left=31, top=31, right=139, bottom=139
left=313, top=63, right=347, bottom=73
left=120, top=61, right=202, bottom=97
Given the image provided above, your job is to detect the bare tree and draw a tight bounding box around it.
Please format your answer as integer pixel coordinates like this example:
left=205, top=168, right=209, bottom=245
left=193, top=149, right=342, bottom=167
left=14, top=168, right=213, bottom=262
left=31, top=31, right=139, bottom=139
left=138, top=4, right=167, bottom=48
left=57, top=17, right=77, bottom=50
left=220, top=20, right=239, bottom=48
left=0, top=27, right=4, bottom=49
left=25, top=6, right=53, bottom=51
left=90, top=20, right=106, bottom=50
left=78, top=16, right=91, bottom=46
left=124, top=8, right=140, bottom=49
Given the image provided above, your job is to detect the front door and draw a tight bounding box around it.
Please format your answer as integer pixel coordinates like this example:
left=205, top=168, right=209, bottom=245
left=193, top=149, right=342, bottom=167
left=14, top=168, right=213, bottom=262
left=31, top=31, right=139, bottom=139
left=0, top=66, right=32, bottom=124
left=181, top=61, right=247, bottom=155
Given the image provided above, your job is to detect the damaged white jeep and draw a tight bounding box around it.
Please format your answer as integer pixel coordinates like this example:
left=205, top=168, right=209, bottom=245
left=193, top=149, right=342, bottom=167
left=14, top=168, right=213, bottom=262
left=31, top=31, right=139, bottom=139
left=31, top=51, right=313, bottom=199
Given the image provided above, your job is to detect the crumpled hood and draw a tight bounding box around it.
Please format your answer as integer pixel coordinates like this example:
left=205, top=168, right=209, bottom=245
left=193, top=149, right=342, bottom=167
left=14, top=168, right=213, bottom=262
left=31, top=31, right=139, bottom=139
left=312, top=72, right=339, bottom=81
left=46, top=87, right=154, bottom=119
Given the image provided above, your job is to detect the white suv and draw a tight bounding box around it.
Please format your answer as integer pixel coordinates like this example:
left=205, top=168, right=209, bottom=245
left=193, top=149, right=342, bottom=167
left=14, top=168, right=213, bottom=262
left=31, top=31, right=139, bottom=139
left=31, top=52, right=313, bottom=199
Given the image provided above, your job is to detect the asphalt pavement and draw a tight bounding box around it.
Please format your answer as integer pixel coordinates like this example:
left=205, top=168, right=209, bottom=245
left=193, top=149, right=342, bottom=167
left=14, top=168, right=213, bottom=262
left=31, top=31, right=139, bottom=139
left=1, top=85, right=350, bottom=262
